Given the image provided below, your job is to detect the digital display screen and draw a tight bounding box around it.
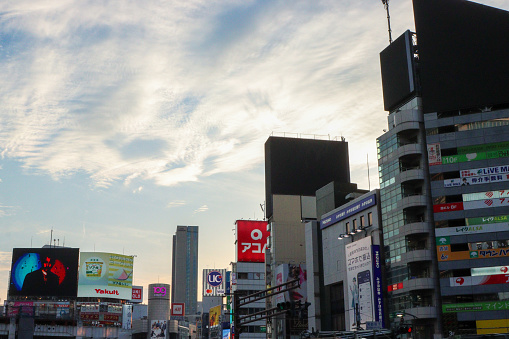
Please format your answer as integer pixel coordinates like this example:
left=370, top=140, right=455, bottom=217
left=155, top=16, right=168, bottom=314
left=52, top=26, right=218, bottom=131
left=9, top=248, right=79, bottom=297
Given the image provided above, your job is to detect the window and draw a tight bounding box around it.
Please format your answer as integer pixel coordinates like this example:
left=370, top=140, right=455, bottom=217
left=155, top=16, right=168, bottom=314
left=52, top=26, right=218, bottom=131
left=360, top=215, right=365, bottom=227
left=346, top=222, right=350, bottom=233
left=353, top=219, right=357, bottom=231
left=368, top=212, right=373, bottom=226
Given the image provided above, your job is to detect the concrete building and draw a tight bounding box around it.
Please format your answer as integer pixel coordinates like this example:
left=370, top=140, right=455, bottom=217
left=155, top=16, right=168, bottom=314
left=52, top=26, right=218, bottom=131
left=378, top=0, right=509, bottom=337
left=171, top=226, right=199, bottom=316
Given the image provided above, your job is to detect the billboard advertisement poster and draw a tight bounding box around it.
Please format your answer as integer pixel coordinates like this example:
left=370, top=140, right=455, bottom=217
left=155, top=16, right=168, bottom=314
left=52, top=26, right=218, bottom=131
left=203, top=269, right=226, bottom=297
left=435, top=222, right=509, bottom=237
left=467, top=215, right=509, bottom=225
left=437, top=244, right=509, bottom=262
left=236, top=220, right=269, bottom=262
left=222, top=329, right=231, bottom=339
left=463, top=190, right=509, bottom=202
left=472, top=266, right=509, bottom=276
left=433, top=202, right=464, bottom=213
left=274, top=263, right=307, bottom=305
left=461, top=165, right=509, bottom=178
left=150, top=320, right=167, bottom=339
left=346, top=237, right=375, bottom=331
left=122, top=304, right=132, bottom=329
left=78, top=252, right=133, bottom=299
left=9, top=248, right=79, bottom=297
left=209, top=305, right=221, bottom=327
left=450, top=275, right=509, bottom=287
left=131, top=286, right=143, bottom=303
left=463, top=198, right=509, bottom=210
left=444, top=173, right=509, bottom=187
left=171, top=303, right=185, bottom=316
left=427, top=143, right=442, bottom=165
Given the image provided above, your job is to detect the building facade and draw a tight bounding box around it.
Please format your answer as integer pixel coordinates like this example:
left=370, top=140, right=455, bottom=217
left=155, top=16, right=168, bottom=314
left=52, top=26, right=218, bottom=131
left=171, top=226, right=199, bottom=316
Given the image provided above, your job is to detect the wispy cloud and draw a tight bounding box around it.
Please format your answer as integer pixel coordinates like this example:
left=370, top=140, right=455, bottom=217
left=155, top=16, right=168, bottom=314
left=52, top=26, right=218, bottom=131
left=167, top=200, right=186, bottom=208
left=0, top=204, right=19, bottom=217
left=193, top=205, right=208, bottom=214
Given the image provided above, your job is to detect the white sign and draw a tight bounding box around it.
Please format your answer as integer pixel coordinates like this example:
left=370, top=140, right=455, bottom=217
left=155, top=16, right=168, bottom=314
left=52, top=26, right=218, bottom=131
left=463, top=198, right=509, bottom=210
left=427, top=143, right=442, bottom=165
left=435, top=222, right=509, bottom=237
left=463, top=190, right=509, bottom=202
left=444, top=173, right=509, bottom=187
left=460, top=165, right=509, bottom=178
left=471, top=266, right=509, bottom=276
left=345, top=237, right=374, bottom=331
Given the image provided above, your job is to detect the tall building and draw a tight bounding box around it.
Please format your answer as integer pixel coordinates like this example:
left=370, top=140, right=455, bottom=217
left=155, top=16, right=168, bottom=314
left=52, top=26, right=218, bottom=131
left=378, top=0, right=509, bottom=337
left=171, top=225, right=199, bottom=316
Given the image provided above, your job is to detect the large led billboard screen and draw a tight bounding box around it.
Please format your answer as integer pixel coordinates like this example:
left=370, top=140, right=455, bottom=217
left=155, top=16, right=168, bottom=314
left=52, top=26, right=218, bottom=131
left=9, top=248, right=79, bottom=297
left=78, top=252, right=134, bottom=299
left=236, top=220, right=269, bottom=262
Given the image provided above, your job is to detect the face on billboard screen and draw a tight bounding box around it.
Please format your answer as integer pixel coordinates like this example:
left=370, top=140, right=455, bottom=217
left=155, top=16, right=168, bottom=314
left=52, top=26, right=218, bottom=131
left=236, top=220, right=269, bottom=262
left=78, top=252, right=133, bottom=299
left=9, top=248, right=79, bottom=297
left=150, top=320, right=167, bottom=339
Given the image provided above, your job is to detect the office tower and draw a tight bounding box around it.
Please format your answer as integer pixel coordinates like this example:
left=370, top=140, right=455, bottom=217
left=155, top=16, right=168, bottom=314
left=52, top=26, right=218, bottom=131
left=378, top=0, right=509, bottom=337
left=171, top=225, right=199, bottom=315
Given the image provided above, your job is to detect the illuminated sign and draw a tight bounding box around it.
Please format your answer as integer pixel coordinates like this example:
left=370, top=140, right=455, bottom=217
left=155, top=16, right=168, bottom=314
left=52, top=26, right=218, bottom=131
left=153, top=286, right=166, bottom=296
left=236, top=220, right=269, bottom=262
left=443, top=301, right=509, bottom=313
left=472, top=266, right=509, bottom=276
left=203, top=269, right=226, bottom=297
left=131, top=286, right=143, bottom=303
left=78, top=252, right=133, bottom=300
left=171, top=303, right=185, bottom=316
left=321, top=195, right=376, bottom=229
left=450, top=275, right=509, bottom=287
left=433, top=202, right=464, bottom=213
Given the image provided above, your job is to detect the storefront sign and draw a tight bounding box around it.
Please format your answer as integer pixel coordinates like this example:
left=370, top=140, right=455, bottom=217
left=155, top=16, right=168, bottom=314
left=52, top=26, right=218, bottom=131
left=463, top=190, right=509, bottom=202
left=467, top=215, right=509, bottom=225
left=321, top=195, right=376, bottom=229
left=433, top=202, right=464, bottom=213
left=471, top=266, right=509, bottom=276
left=437, top=245, right=509, bottom=262
left=443, top=301, right=509, bottom=313
left=463, top=198, right=509, bottom=210
left=444, top=173, right=509, bottom=187
left=450, top=274, right=509, bottom=287
left=461, top=165, right=509, bottom=178
left=435, top=222, right=509, bottom=237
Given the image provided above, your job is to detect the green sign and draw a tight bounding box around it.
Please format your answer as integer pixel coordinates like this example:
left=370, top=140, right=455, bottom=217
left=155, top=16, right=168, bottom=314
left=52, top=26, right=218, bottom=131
left=487, top=148, right=509, bottom=159
left=260, top=326, right=266, bottom=333
left=443, top=301, right=509, bottom=313
left=458, top=141, right=509, bottom=154
left=441, top=152, right=486, bottom=164
left=436, top=236, right=450, bottom=246
left=466, top=215, right=509, bottom=225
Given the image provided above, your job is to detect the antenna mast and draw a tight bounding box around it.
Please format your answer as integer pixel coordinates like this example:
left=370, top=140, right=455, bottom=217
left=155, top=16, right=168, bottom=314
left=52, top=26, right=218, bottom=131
left=381, top=0, right=393, bottom=44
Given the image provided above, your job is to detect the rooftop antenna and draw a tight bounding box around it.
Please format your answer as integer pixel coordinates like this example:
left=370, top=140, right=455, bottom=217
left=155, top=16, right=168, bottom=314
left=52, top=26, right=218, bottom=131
left=49, top=228, right=53, bottom=247
left=381, top=0, right=393, bottom=44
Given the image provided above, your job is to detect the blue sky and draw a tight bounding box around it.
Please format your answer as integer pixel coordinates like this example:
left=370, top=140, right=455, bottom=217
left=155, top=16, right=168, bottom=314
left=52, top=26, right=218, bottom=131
left=1, top=0, right=508, bottom=303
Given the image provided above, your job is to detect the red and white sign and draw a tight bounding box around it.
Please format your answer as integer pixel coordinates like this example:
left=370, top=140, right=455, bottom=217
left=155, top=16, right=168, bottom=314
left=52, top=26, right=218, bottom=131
left=463, top=198, right=509, bottom=210
left=171, top=303, right=185, bottom=316
left=433, top=202, right=464, bottom=213
left=236, top=220, right=269, bottom=262
left=427, top=143, right=442, bottom=166
left=450, top=274, right=509, bottom=287
left=131, top=286, right=143, bottom=303
left=387, top=282, right=404, bottom=292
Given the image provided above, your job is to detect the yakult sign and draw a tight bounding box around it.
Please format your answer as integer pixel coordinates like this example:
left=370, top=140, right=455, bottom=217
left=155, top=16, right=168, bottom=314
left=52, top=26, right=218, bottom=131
left=236, top=220, right=269, bottom=262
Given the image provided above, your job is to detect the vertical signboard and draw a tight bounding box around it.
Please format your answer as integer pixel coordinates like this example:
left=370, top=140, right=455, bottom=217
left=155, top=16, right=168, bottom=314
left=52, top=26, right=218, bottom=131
left=209, top=305, right=221, bottom=327
left=122, top=304, right=132, bottom=329
left=236, top=220, right=269, bottom=262
left=78, top=252, right=133, bottom=299
left=345, top=237, right=383, bottom=331
left=203, top=269, right=226, bottom=297
left=427, top=143, right=442, bottom=165
left=131, top=285, right=143, bottom=303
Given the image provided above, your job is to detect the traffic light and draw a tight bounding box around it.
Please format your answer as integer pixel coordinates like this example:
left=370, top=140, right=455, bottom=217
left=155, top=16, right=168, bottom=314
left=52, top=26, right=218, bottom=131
left=398, top=325, right=412, bottom=334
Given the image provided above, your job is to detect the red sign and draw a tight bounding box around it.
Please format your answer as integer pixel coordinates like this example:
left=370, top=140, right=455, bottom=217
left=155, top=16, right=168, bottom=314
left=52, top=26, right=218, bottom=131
left=451, top=274, right=509, bottom=287
left=236, top=220, right=269, bottom=262
left=171, top=303, right=185, bottom=316
left=131, top=287, right=143, bottom=302
left=433, top=202, right=464, bottom=213
left=387, top=282, right=404, bottom=292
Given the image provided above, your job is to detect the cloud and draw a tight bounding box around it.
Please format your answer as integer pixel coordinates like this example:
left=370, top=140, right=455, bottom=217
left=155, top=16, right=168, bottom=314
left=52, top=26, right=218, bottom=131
left=0, top=204, right=19, bottom=217
left=0, top=251, right=11, bottom=271
left=132, top=186, right=143, bottom=194
left=0, top=0, right=421, bottom=188
left=167, top=200, right=186, bottom=208
left=193, top=205, right=208, bottom=214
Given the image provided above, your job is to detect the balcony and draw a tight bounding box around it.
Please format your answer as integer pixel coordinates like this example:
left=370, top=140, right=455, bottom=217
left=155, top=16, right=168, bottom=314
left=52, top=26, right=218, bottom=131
left=391, top=278, right=436, bottom=295
left=404, top=306, right=438, bottom=320
left=397, top=168, right=425, bottom=184
left=396, top=143, right=422, bottom=158
left=398, top=194, right=428, bottom=210
left=399, top=221, right=432, bottom=237
left=401, top=249, right=433, bottom=263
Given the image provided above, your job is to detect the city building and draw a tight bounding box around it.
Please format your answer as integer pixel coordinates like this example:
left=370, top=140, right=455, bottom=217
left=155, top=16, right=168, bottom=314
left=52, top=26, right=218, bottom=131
left=171, top=226, right=199, bottom=316
left=378, top=0, right=509, bottom=337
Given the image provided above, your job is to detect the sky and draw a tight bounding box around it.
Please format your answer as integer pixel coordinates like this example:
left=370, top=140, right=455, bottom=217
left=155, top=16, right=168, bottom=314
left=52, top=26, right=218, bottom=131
left=1, top=0, right=508, bottom=304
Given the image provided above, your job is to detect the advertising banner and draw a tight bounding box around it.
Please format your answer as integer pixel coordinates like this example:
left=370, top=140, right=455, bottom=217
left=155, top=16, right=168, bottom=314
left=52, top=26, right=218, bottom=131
left=171, top=303, right=185, bottom=316
left=427, top=143, right=442, bottom=166
left=450, top=275, right=509, bottom=287
left=467, top=215, right=509, bottom=225
left=222, top=329, right=231, bottom=339
left=236, top=220, right=269, bottom=262
left=321, top=195, right=376, bottom=229
left=442, top=152, right=486, bottom=165
left=274, top=263, right=307, bottom=305
left=464, top=198, right=509, bottom=210
left=461, top=165, right=509, bottom=178
left=444, top=173, right=509, bottom=187
left=437, top=244, right=509, bottom=262
left=435, top=222, right=509, bottom=237
left=122, top=304, right=132, bottom=329
left=9, top=248, right=79, bottom=297
left=203, top=269, right=226, bottom=297
left=472, top=266, right=509, bottom=276
left=150, top=320, right=167, bottom=339
left=458, top=141, right=509, bottom=154
left=274, top=264, right=289, bottom=305
left=346, top=237, right=375, bottom=331
left=433, top=202, right=464, bottom=213
left=463, top=190, right=509, bottom=202
left=131, top=285, right=143, bottom=303
left=443, top=301, right=509, bottom=313
left=209, top=305, right=221, bottom=327
left=78, top=252, right=133, bottom=299
left=371, top=245, right=385, bottom=328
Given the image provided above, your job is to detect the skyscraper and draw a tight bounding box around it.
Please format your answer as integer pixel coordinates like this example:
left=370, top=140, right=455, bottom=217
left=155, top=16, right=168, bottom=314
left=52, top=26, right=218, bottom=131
left=171, top=225, right=199, bottom=315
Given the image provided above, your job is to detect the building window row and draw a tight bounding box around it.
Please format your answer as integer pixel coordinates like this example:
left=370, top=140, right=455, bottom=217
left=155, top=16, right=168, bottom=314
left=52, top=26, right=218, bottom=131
left=426, top=117, right=509, bottom=136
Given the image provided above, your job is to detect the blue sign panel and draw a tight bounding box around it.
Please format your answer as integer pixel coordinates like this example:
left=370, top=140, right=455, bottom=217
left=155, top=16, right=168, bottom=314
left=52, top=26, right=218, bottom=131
left=208, top=271, right=223, bottom=287
left=320, top=194, right=376, bottom=229
left=372, top=245, right=385, bottom=328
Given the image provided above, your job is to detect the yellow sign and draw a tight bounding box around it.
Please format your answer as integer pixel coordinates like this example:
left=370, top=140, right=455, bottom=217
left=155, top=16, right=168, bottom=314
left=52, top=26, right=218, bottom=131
left=437, top=245, right=509, bottom=261
left=209, top=304, right=221, bottom=327
left=477, top=319, right=509, bottom=334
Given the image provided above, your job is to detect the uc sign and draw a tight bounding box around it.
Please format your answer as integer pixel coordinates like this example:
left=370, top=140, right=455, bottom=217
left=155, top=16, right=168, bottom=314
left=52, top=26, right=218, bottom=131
left=207, top=271, right=223, bottom=287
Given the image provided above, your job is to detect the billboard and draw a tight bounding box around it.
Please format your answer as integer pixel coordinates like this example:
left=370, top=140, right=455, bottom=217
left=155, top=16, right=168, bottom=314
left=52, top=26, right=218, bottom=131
left=78, top=252, right=133, bottom=299
left=435, top=222, right=509, bottom=237
left=203, top=269, right=226, bottom=297
left=150, top=320, right=167, bottom=339
left=450, top=275, right=509, bottom=287
left=427, top=143, right=442, bottom=166
left=209, top=305, right=221, bottom=327
left=274, top=263, right=307, bottom=305
left=122, top=304, right=132, bottom=329
left=345, top=237, right=385, bottom=331
left=472, top=266, right=509, bottom=276
left=433, top=202, right=463, bottom=213
left=436, top=238, right=509, bottom=262
left=321, top=194, right=376, bottom=229
left=171, top=303, right=185, bottom=316
left=444, top=173, right=509, bottom=187
left=236, top=220, right=269, bottom=262
left=9, top=248, right=79, bottom=297
left=131, top=285, right=143, bottom=303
